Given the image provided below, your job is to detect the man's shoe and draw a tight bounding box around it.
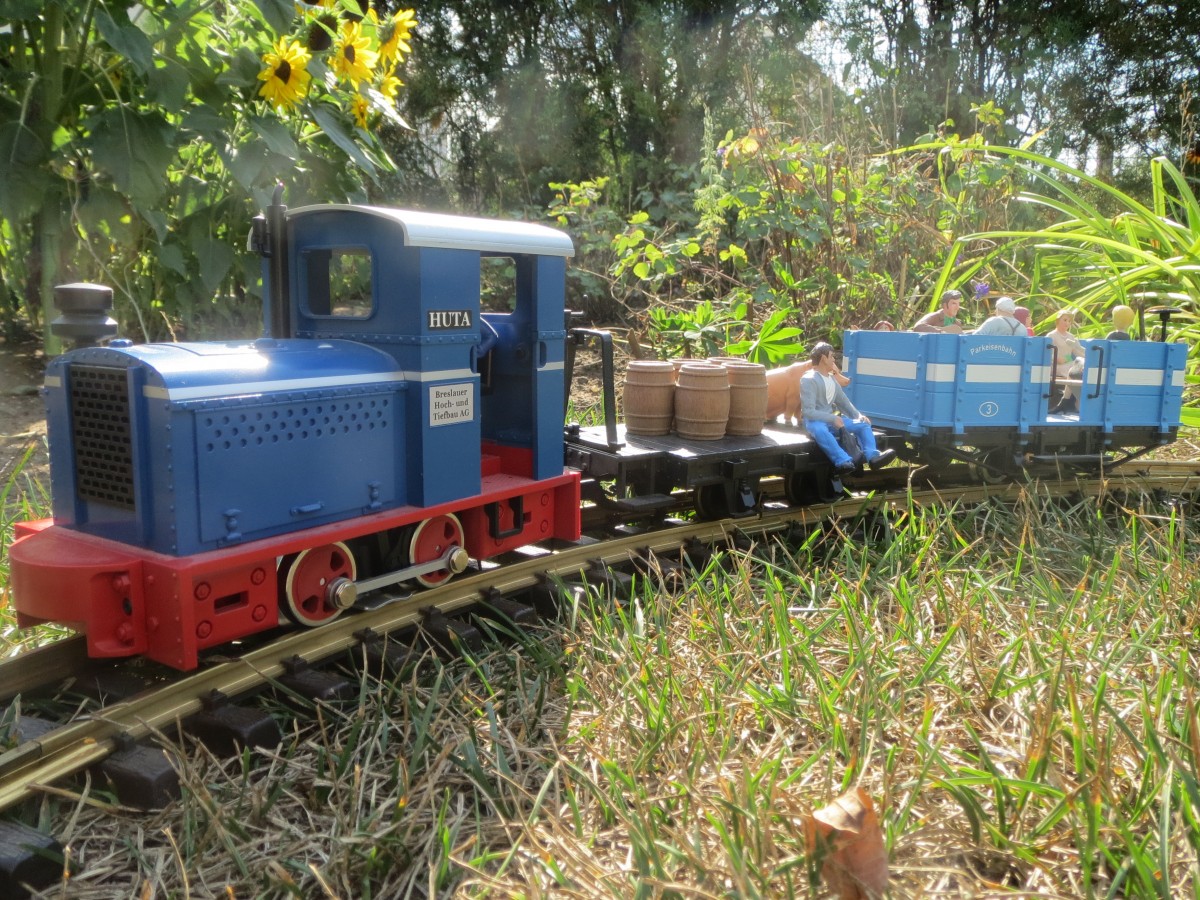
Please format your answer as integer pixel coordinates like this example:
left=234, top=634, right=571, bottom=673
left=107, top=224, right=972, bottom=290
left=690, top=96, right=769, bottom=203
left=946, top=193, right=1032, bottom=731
left=869, top=449, right=897, bottom=470
left=835, top=460, right=857, bottom=475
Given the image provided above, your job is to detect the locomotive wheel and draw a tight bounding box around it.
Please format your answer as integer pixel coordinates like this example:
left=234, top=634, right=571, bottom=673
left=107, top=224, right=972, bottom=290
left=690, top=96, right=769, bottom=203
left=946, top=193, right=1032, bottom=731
left=409, top=514, right=466, bottom=588
left=281, top=541, right=357, bottom=627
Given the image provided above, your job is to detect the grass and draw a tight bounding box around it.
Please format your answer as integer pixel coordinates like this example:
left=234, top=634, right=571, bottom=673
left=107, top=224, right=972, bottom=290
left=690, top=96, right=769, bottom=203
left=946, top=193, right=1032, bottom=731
left=5, top=461, right=1200, bottom=896
left=1, top=442, right=57, bottom=655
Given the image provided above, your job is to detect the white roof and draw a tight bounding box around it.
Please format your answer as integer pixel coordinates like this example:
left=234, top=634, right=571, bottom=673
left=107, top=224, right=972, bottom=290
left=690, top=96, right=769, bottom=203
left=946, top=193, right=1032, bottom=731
left=289, top=204, right=575, bottom=257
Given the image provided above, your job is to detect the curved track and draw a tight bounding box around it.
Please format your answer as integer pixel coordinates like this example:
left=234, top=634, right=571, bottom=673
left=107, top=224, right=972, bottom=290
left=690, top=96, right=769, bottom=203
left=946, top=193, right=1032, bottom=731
left=2, top=461, right=1199, bottom=820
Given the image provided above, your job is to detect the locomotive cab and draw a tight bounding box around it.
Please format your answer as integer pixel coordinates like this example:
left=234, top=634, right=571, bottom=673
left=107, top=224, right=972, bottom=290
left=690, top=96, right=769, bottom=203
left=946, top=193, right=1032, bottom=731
left=280, top=205, right=575, bottom=503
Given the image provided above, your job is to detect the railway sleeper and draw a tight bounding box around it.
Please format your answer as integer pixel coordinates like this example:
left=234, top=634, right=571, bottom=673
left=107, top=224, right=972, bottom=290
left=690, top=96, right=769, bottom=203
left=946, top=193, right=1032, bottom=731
left=421, top=611, right=485, bottom=657
left=582, top=560, right=636, bottom=601
left=275, top=656, right=357, bottom=706
left=477, top=589, right=540, bottom=628
left=185, top=691, right=283, bottom=757
left=0, top=819, right=62, bottom=899
left=348, top=629, right=425, bottom=681
left=99, top=741, right=181, bottom=810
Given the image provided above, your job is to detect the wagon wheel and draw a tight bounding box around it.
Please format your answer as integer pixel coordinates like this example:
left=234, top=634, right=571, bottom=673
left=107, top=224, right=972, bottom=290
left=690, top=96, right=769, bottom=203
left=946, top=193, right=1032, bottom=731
left=969, top=447, right=1013, bottom=485
left=281, top=541, right=358, bottom=627
left=408, top=513, right=467, bottom=588
left=783, top=472, right=823, bottom=506
left=693, top=484, right=731, bottom=520
left=918, top=445, right=955, bottom=469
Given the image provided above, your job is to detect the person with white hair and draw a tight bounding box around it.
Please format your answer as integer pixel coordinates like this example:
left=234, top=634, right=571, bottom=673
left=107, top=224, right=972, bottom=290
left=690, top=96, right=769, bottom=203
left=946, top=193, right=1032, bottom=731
left=973, top=296, right=1026, bottom=336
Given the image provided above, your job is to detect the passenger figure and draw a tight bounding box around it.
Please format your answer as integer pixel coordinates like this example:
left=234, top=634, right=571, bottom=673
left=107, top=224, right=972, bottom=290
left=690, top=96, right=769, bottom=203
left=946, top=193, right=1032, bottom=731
left=800, top=342, right=897, bottom=475
left=765, top=357, right=850, bottom=425
left=912, top=290, right=963, bottom=333
left=1049, top=308, right=1085, bottom=412
left=1106, top=305, right=1135, bottom=340
left=973, top=296, right=1026, bottom=336
left=1013, top=306, right=1035, bottom=336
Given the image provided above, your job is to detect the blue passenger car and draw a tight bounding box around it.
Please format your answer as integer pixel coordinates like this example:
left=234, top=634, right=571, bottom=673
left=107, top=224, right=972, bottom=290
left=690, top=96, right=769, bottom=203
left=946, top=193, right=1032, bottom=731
left=843, top=329, right=1185, bottom=476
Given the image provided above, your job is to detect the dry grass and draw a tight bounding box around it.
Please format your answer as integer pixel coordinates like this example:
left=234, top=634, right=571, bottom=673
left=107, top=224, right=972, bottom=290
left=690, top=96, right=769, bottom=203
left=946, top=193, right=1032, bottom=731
left=7, top=483, right=1198, bottom=898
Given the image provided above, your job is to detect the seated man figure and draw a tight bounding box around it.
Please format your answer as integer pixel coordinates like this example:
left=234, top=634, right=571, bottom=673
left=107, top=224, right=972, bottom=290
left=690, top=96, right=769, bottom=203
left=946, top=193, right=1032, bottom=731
left=973, top=296, right=1026, bottom=335
left=800, top=342, right=897, bottom=475
left=912, top=290, right=963, bottom=333
left=765, top=358, right=850, bottom=426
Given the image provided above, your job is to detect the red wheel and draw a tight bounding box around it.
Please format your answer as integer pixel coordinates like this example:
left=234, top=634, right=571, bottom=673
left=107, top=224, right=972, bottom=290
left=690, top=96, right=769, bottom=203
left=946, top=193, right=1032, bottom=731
left=282, top=542, right=357, bottom=627
left=409, top=514, right=466, bottom=588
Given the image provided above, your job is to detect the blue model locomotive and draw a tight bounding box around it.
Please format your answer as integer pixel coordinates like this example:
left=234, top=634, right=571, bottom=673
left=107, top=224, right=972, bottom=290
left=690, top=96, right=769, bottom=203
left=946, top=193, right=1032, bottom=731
left=11, top=192, right=582, bottom=669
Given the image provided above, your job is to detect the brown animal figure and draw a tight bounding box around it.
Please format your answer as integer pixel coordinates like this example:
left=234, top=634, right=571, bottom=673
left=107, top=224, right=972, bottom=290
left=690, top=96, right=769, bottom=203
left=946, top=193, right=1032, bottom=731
left=765, top=361, right=850, bottom=425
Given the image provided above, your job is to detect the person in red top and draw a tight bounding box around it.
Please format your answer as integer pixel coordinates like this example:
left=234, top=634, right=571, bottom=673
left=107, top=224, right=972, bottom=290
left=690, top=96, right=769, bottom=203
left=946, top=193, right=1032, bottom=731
left=1013, top=306, right=1035, bottom=336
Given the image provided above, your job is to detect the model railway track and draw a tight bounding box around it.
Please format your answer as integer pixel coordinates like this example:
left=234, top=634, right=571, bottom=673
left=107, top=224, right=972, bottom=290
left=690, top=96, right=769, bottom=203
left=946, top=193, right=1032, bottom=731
left=3, top=463, right=1199, bottom=827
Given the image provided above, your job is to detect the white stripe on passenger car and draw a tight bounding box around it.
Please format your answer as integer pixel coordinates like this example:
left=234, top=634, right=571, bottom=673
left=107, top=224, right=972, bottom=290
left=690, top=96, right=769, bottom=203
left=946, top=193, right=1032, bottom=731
left=855, top=358, right=917, bottom=379
left=1115, top=369, right=1164, bottom=387
left=858, top=359, right=1055, bottom=385
left=964, top=364, right=1021, bottom=383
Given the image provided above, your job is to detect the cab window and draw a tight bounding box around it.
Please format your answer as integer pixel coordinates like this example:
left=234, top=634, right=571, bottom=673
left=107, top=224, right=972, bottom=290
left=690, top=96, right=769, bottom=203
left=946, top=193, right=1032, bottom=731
left=303, top=247, right=374, bottom=318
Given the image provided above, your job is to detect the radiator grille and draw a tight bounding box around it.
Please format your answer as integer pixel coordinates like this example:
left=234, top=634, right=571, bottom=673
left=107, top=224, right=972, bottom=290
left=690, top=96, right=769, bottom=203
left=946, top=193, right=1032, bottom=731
left=69, top=365, right=136, bottom=510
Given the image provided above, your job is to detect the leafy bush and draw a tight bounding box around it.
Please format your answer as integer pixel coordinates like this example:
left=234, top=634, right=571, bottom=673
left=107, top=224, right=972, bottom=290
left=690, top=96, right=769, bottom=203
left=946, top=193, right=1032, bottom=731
left=606, top=117, right=1034, bottom=360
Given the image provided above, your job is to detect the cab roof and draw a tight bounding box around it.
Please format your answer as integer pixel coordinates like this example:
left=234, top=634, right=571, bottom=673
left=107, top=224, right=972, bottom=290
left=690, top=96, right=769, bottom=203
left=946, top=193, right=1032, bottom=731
left=289, top=205, right=575, bottom=258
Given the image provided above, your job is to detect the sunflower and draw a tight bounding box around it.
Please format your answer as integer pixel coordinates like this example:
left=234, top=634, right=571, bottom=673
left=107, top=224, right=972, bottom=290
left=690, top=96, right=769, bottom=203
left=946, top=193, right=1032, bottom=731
left=305, top=13, right=338, bottom=52
left=378, top=9, right=416, bottom=65
left=351, top=94, right=370, bottom=129
left=257, top=38, right=312, bottom=111
left=379, top=67, right=403, bottom=101
left=331, top=20, right=377, bottom=88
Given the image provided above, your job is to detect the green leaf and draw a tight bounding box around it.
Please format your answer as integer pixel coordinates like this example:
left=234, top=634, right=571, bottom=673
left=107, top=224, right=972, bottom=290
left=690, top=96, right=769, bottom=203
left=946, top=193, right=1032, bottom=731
left=1, top=0, right=43, bottom=19
left=217, top=47, right=265, bottom=88
left=310, top=104, right=377, bottom=175
left=250, top=0, right=295, bottom=35
left=159, top=242, right=188, bottom=277
left=249, top=115, right=299, bottom=159
left=89, top=110, right=177, bottom=207
left=633, top=261, right=650, bottom=279
left=182, top=107, right=228, bottom=138
left=148, top=58, right=192, bottom=110
left=363, top=88, right=411, bottom=129
left=1179, top=408, right=1200, bottom=428
left=195, top=237, right=235, bottom=295
left=141, top=209, right=169, bottom=243
left=94, top=9, right=154, bottom=75
left=228, top=140, right=270, bottom=190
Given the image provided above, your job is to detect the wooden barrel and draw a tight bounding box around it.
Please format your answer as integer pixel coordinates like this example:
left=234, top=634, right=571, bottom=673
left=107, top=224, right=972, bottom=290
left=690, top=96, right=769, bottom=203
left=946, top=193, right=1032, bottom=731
left=723, top=361, right=768, bottom=435
left=670, top=358, right=694, bottom=381
left=674, top=363, right=729, bottom=440
left=622, top=360, right=675, bottom=435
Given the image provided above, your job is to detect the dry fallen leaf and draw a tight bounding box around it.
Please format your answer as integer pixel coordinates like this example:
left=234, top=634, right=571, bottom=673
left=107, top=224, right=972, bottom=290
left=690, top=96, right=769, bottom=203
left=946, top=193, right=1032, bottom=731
left=804, top=787, right=889, bottom=899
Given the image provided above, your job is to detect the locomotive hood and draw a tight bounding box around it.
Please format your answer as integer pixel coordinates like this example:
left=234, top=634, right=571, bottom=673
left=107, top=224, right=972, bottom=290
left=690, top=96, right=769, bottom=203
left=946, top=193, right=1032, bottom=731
left=47, top=338, right=401, bottom=404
